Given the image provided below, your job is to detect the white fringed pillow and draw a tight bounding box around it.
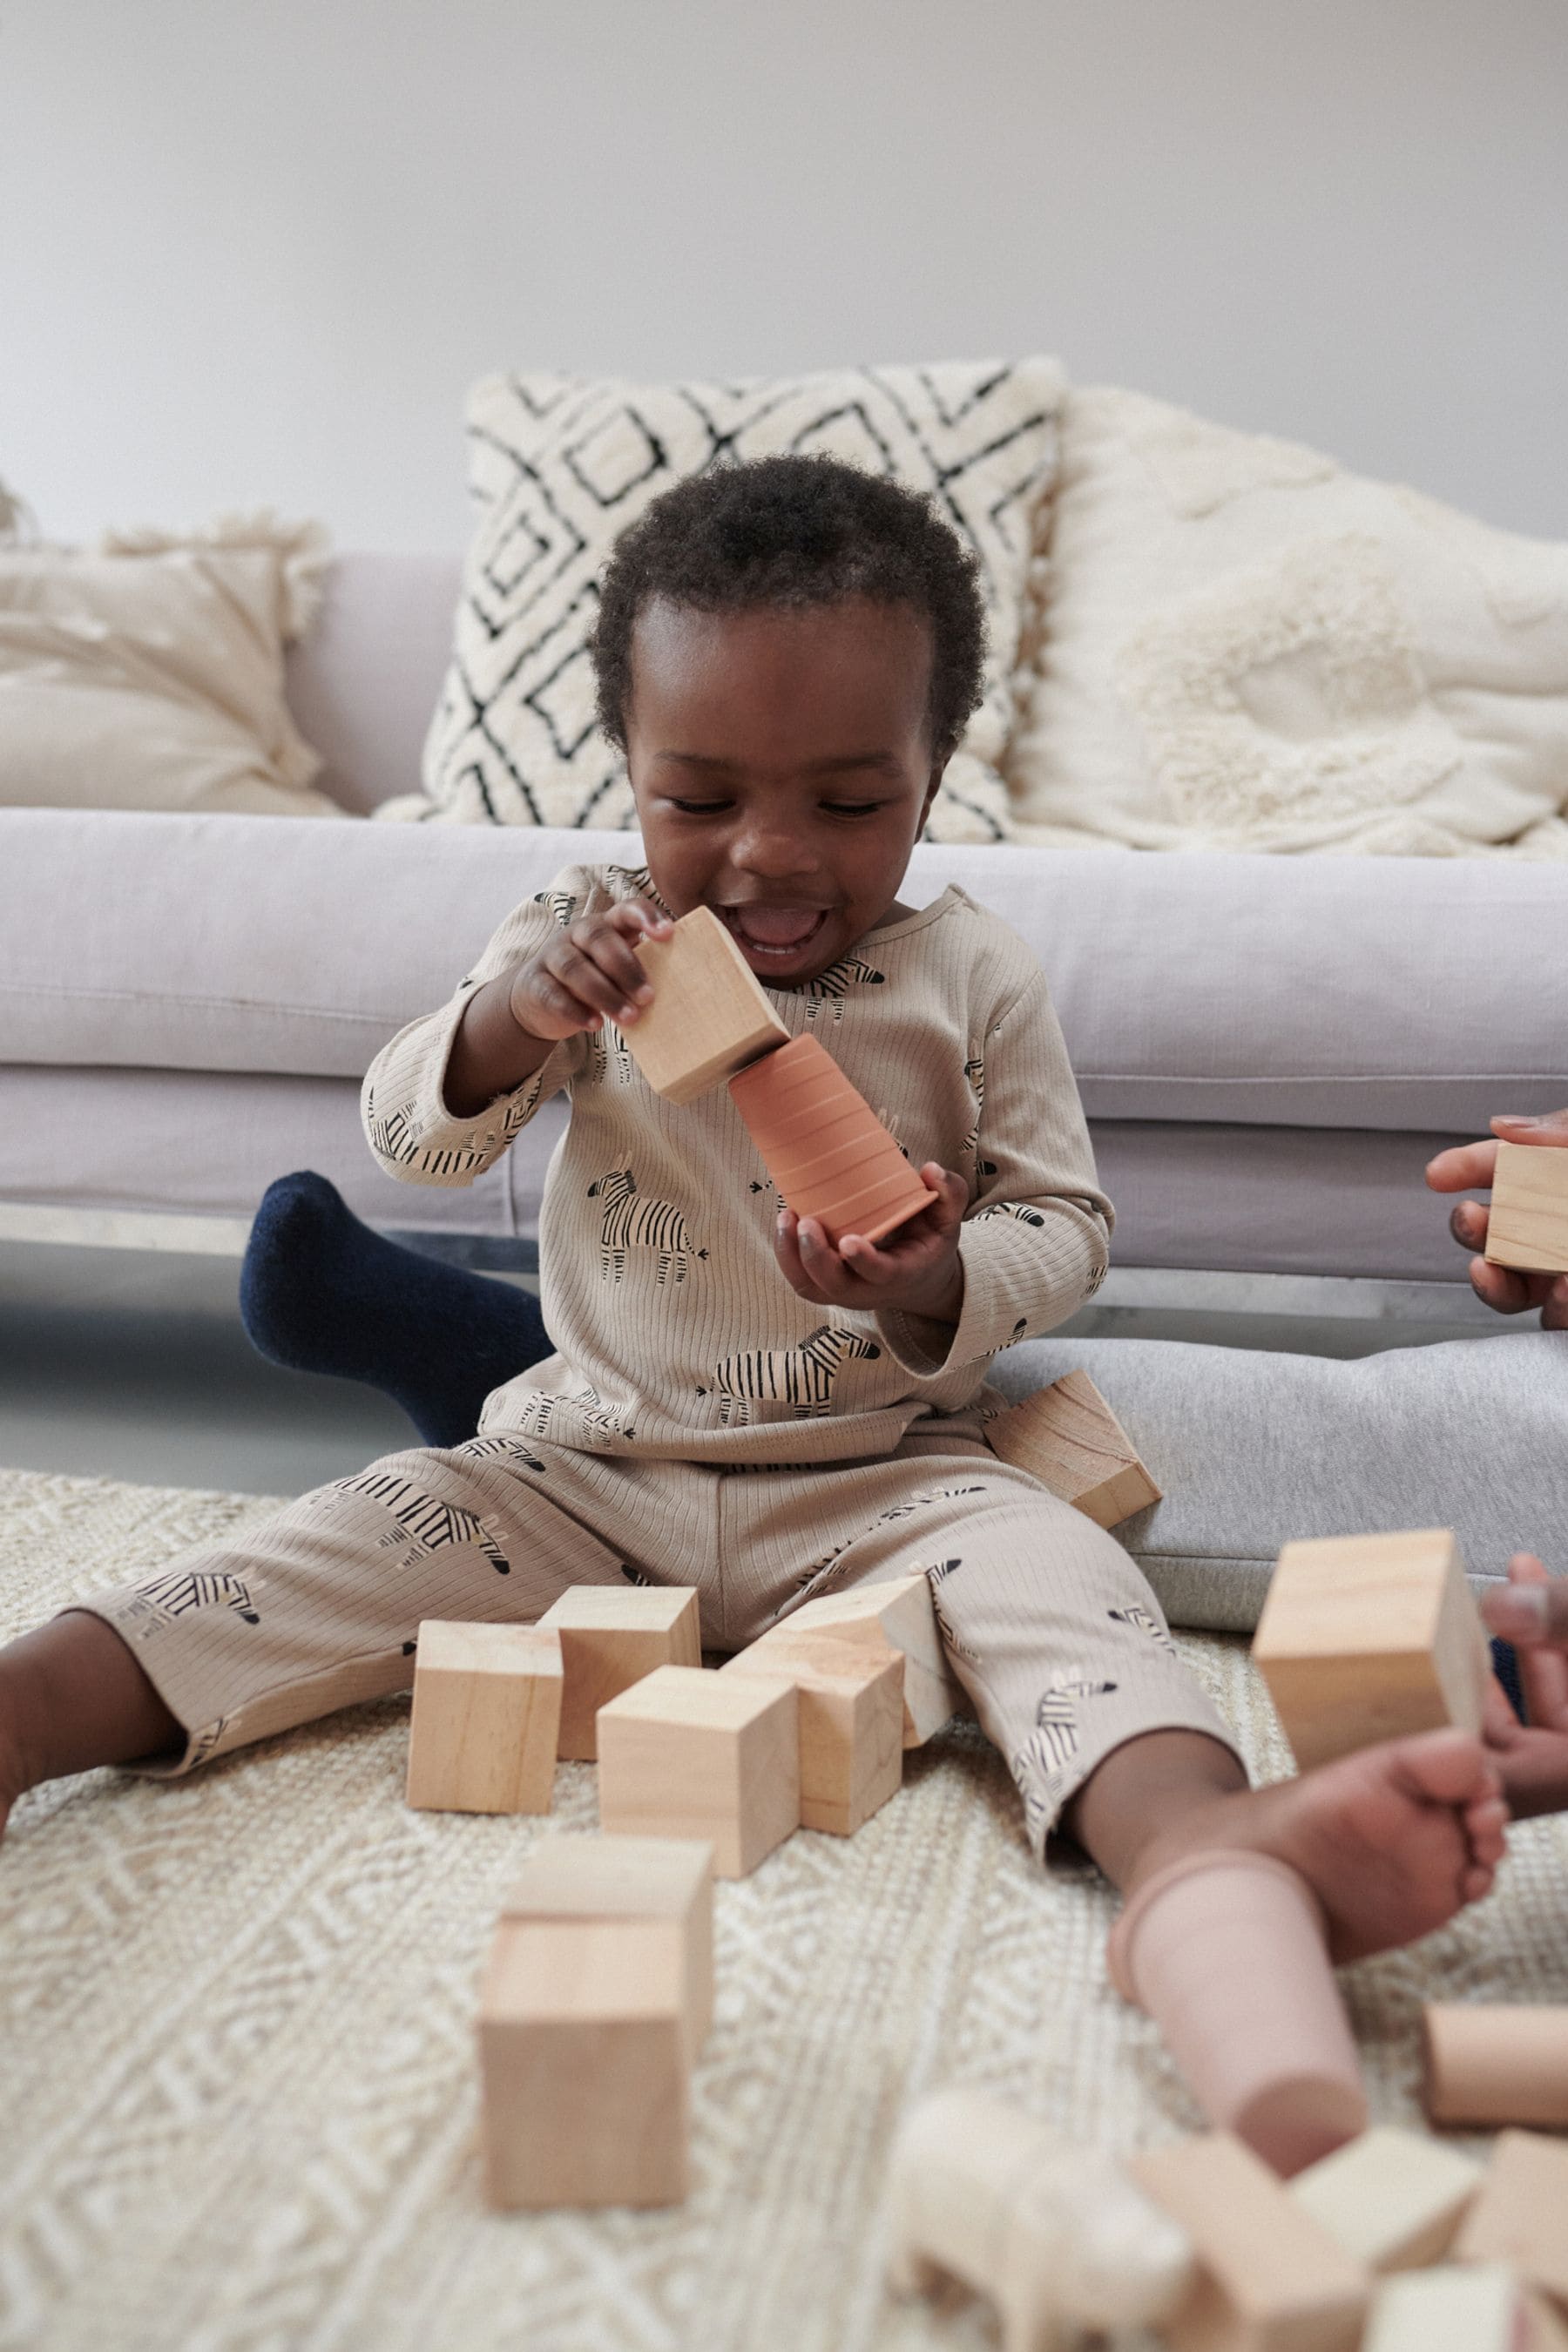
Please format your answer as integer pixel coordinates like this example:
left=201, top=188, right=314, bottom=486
left=384, top=360, right=1066, bottom=843
left=0, top=514, right=341, bottom=819
left=1006, top=388, right=1568, bottom=857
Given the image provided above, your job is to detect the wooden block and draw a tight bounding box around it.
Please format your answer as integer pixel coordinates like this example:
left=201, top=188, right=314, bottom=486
left=1423, top=2003, right=1568, bottom=2129
left=1456, top=2130, right=1568, bottom=2308
left=478, top=1915, right=689, bottom=2208
left=767, top=1572, right=960, bottom=1748
left=1131, top=2132, right=1369, bottom=2352
left=1252, top=1528, right=1490, bottom=1772
left=1289, top=2126, right=1483, bottom=2270
left=597, top=1665, right=800, bottom=1877
left=1484, top=1140, right=1568, bottom=1275
left=625, top=904, right=789, bottom=1105
left=501, top=1833, right=714, bottom=2047
left=720, top=1636, right=903, bottom=1834
left=538, top=1585, right=701, bottom=1761
left=404, top=1619, right=561, bottom=1814
left=1365, top=2267, right=1568, bottom=2352
left=985, top=1369, right=1162, bottom=1528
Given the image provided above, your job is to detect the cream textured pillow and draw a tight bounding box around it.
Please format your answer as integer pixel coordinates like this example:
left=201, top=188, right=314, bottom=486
left=0, top=515, right=341, bottom=819
left=1007, top=388, right=1568, bottom=856
left=385, top=360, right=1066, bottom=843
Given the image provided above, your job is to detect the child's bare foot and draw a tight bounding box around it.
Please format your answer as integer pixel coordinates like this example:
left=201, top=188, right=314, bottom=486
left=1131, top=1730, right=1509, bottom=1964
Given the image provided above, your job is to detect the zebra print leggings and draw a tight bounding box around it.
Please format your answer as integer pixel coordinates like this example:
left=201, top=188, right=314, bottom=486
left=74, top=1421, right=1235, bottom=1861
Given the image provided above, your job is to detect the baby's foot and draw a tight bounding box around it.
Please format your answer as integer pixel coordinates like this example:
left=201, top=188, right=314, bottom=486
left=1133, top=1730, right=1509, bottom=1963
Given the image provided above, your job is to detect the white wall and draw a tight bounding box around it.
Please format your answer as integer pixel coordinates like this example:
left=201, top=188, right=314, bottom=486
left=3, top=0, right=1565, bottom=551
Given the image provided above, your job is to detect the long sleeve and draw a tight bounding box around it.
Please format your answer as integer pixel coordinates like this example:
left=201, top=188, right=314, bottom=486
left=359, top=868, right=595, bottom=1190
left=876, top=969, right=1112, bottom=1377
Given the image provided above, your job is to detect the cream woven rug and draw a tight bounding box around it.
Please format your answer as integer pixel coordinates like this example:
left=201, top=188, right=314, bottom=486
left=3, top=1468, right=1566, bottom=2352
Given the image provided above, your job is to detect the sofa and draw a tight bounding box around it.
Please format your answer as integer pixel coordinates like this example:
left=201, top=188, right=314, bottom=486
left=3, top=548, right=1567, bottom=1292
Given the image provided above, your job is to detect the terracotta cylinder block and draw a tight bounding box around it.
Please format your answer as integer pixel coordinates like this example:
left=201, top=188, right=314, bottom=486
left=1423, top=2004, right=1568, bottom=2128
left=1109, top=1848, right=1368, bottom=2178
left=728, top=1035, right=936, bottom=1248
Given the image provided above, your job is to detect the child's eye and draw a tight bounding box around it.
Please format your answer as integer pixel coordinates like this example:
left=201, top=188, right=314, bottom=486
left=668, top=798, right=734, bottom=815
left=823, top=801, right=885, bottom=819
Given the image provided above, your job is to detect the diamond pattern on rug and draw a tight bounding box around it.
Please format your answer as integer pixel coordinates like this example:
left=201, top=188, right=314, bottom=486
left=3, top=1467, right=1565, bottom=2352
left=383, top=360, right=1066, bottom=845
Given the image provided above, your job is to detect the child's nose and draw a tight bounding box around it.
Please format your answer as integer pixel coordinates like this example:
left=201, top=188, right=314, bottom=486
left=732, top=825, right=820, bottom=878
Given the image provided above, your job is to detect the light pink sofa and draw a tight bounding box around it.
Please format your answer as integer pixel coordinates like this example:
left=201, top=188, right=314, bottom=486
left=3, top=553, right=1566, bottom=1283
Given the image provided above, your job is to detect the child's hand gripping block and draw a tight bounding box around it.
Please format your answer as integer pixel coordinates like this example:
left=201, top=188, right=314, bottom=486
left=537, top=1585, right=701, bottom=1761
left=727, top=1032, right=937, bottom=1248
left=1251, top=1529, right=1490, bottom=1773
left=405, top=1620, right=562, bottom=1814
left=596, top=1665, right=801, bottom=1878
left=1484, top=1139, right=1568, bottom=1274
left=625, top=904, right=788, bottom=1103
left=984, top=1369, right=1161, bottom=1529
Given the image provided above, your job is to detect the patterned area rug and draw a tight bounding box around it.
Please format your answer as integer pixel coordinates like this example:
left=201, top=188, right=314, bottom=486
left=3, top=1468, right=1566, bottom=2352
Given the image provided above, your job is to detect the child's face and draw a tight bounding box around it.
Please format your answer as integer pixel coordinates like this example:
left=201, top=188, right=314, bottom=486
left=624, top=596, right=943, bottom=987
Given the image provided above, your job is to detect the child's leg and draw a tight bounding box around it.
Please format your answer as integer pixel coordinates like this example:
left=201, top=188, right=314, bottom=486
left=240, top=1172, right=553, bottom=1447
left=0, top=1437, right=693, bottom=1837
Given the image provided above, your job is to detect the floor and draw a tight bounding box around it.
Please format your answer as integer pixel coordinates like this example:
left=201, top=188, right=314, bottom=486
left=0, top=1237, right=1505, bottom=1497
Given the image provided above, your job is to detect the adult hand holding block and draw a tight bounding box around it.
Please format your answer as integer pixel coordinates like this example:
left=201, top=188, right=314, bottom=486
left=1427, top=1108, right=1568, bottom=1327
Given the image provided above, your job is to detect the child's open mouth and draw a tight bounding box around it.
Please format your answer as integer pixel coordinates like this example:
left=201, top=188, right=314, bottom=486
left=717, top=903, right=830, bottom=962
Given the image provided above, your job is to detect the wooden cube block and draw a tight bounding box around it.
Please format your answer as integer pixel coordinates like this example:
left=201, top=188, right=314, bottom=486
left=1423, top=2003, right=1568, bottom=2129
left=626, top=904, right=789, bottom=1104
left=405, top=1620, right=562, bottom=1814
left=1290, top=2126, right=1482, bottom=2271
left=1365, top=2267, right=1568, bottom=2352
left=1484, top=1140, right=1568, bottom=1275
left=501, top=1833, right=714, bottom=2047
left=1456, top=2130, right=1568, bottom=2308
left=1131, top=2132, right=1369, bottom=2352
left=597, top=1665, right=800, bottom=1877
left=1252, top=1529, right=1490, bottom=1772
left=478, top=1915, right=690, bottom=2208
left=721, top=1636, right=903, bottom=1835
left=985, top=1369, right=1162, bottom=1528
left=771, top=1572, right=960, bottom=1747
left=538, top=1585, right=701, bottom=1761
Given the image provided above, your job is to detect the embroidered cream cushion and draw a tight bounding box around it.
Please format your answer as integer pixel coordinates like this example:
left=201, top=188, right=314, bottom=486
left=382, top=360, right=1066, bottom=844
left=1006, top=388, right=1568, bottom=857
left=0, top=517, right=341, bottom=819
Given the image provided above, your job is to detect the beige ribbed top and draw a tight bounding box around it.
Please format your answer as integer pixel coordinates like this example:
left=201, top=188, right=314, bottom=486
left=361, top=865, right=1112, bottom=1464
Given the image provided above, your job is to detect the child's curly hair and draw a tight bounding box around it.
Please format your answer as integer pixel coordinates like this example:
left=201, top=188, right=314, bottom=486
left=591, top=455, right=987, bottom=763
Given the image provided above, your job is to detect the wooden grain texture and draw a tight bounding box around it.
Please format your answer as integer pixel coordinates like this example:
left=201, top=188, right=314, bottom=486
left=771, top=1571, right=959, bottom=1747
left=404, top=1620, right=562, bottom=1814
left=537, top=1585, right=701, bottom=1761
left=626, top=904, right=788, bottom=1104
left=1289, top=2126, right=1481, bottom=2271
left=1484, top=1140, right=1568, bottom=1274
left=478, top=1916, right=690, bottom=2209
left=984, top=1369, right=1162, bottom=1528
left=1455, top=2129, right=1568, bottom=2304
left=1131, top=2132, right=1369, bottom=2352
left=597, top=1665, right=801, bottom=1877
left=1252, top=1529, right=1489, bottom=1772
left=1423, top=2003, right=1568, bottom=2128
left=501, top=1834, right=714, bottom=2047
left=720, top=1635, right=904, bottom=1835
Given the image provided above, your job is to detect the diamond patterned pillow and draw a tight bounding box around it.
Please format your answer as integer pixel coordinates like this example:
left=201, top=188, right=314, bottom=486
left=380, top=360, right=1066, bottom=843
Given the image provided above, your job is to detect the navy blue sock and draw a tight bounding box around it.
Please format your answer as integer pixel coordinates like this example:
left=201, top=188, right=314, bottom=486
left=240, top=1171, right=551, bottom=1449
left=1490, top=1635, right=1526, bottom=1723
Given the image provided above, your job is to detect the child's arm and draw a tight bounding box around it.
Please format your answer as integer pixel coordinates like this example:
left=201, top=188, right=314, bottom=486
left=360, top=871, right=670, bottom=1191
left=777, top=969, right=1112, bottom=1377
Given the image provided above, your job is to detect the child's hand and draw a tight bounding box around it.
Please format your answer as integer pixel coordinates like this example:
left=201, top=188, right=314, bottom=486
left=508, top=902, right=672, bottom=1042
left=774, top=1164, right=969, bottom=1321
left=1479, top=1551, right=1568, bottom=1818
left=1426, top=1112, right=1568, bottom=1328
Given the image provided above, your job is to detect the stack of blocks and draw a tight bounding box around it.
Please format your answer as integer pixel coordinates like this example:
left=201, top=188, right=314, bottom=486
left=478, top=1835, right=714, bottom=2208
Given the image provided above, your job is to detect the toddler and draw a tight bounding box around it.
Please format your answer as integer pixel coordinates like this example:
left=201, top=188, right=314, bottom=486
left=0, top=457, right=1508, bottom=2173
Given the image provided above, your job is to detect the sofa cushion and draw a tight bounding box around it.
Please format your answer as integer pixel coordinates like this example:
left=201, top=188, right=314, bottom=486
left=382, top=360, right=1066, bottom=844
left=2, top=812, right=1565, bottom=1134
left=1007, top=387, right=1568, bottom=856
